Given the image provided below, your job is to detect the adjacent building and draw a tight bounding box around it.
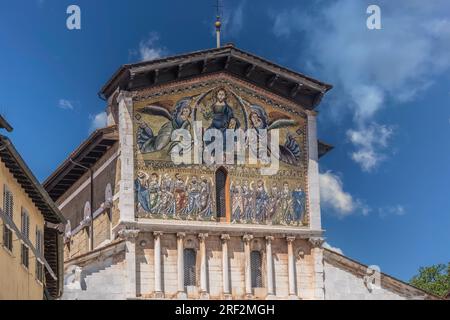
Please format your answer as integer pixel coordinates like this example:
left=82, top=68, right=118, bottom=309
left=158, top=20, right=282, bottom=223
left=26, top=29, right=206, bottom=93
left=0, top=115, right=66, bottom=299
left=44, top=45, right=438, bottom=300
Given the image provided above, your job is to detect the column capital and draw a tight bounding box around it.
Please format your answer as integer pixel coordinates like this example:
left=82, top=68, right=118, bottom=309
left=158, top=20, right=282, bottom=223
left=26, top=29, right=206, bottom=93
left=243, top=234, right=254, bottom=243
left=286, top=236, right=296, bottom=243
left=221, top=234, right=230, bottom=242
left=198, top=233, right=208, bottom=241
left=118, top=228, right=140, bottom=240
left=177, top=232, right=186, bottom=239
left=265, top=236, right=274, bottom=243
left=153, top=231, right=163, bottom=238
left=309, top=237, right=324, bottom=248
left=116, top=90, right=133, bottom=105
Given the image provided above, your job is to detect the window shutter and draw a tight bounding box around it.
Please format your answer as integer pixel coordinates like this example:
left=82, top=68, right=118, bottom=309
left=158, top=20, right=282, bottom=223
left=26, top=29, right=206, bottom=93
left=3, top=186, right=13, bottom=218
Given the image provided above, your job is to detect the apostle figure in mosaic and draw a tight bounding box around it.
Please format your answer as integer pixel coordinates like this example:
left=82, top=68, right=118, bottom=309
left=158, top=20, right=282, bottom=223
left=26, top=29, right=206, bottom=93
left=186, top=176, right=202, bottom=220
left=137, top=98, right=192, bottom=154
left=199, top=176, right=213, bottom=220
left=230, top=180, right=244, bottom=224
left=135, top=171, right=151, bottom=214
left=147, top=173, right=161, bottom=214
left=292, top=185, right=306, bottom=226
left=267, top=183, right=281, bottom=224
left=158, top=174, right=175, bottom=218
left=280, top=182, right=294, bottom=225
left=173, top=173, right=188, bottom=219
left=242, top=180, right=255, bottom=223
left=254, top=180, right=269, bottom=223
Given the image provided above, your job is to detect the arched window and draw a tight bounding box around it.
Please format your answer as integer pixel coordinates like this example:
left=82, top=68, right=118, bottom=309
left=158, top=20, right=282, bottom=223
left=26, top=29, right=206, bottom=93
left=215, top=167, right=228, bottom=219
left=105, top=183, right=113, bottom=207
left=105, top=183, right=113, bottom=240
left=83, top=202, right=91, bottom=223
left=251, top=251, right=263, bottom=288
left=184, top=248, right=196, bottom=287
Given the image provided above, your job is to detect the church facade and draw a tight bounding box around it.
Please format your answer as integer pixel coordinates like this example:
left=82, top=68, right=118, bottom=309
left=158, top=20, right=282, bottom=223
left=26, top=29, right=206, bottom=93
left=44, top=45, right=437, bottom=300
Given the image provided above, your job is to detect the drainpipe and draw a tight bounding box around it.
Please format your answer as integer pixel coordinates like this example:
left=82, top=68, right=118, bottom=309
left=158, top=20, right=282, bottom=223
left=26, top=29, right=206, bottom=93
left=69, top=159, right=94, bottom=252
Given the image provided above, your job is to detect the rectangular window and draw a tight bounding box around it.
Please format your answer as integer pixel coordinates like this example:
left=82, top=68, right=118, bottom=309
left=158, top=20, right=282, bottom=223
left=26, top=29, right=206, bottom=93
left=2, top=185, right=14, bottom=252
left=35, top=227, right=44, bottom=282
left=251, top=251, right=263, bottom=288
left=21, top=208, right=30, bottom=240
left=184, top=249, right=197, bottom=287
left=35, top=228, right=43, bottom=255
left=35, top=260, right=44, bottom=283
left=3, top=225, right=13, bottom=251
left=21, top=244, right=29, bottom=268
left=3, top=185, right=14, bottom=218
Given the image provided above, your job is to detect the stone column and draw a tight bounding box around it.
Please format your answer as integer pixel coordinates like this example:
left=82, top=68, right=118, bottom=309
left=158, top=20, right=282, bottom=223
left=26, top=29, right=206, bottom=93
left=198, top=233, right=209, bottom=299
left=221, top=234, right=231, bottom=299
left=287, top=236, right=298, bottom=299
left=265, top=236, right=275, bottom=298
left=243, top=234, right=254, bottom=299
left=153, top=231, right=164, bottom=298
left=310, top=237, right=325, bottom=300
left=117, top=91, right=135, bottom=223
left=177, top=233, right=186, bottom=299
left=307, top=113, right=322, bottom=230
left=118, top=228, right=139, bottom=299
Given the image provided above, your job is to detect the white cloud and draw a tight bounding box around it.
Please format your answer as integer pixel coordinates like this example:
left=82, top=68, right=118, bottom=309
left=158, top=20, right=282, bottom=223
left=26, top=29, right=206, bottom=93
left=58, top=99, right=74, bottom=110
left=347, top=123, right=394, bottom=172
left=319, top=171, right=370, bottom=218
left=323, top=242, right=343, bottom=255
left=130, top=32, right=167, bottom=62
left=225, top=1, right=245, bottom=37
left=271, top=0, right=450, bottom=171
left=379, top=205, right=406, bottom=218
left=89, top=112, right=107, bottom=132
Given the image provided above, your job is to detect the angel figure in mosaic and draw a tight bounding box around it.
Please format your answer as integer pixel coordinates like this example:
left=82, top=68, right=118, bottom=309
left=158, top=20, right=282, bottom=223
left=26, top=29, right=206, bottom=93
left=230, top=180, right=244, bottom=224
left=247, top=105, right=302, bottom=166
left=199, top=176, right=214, bottom=220
left=158, top=174, right=175, bottom=218
left=136, top=98, right=192, bottom=154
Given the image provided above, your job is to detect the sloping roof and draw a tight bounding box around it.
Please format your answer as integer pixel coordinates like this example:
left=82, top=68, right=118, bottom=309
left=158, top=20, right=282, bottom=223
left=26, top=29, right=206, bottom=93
left=0, top=114, right=13, bottom=132
left=323, top=248, right=443, bottom=300
left=99, top=44, right=333, bottom=110
left=43, top=125, right=119, bottom=202
left=0, top=135, right=65, bottom=224
left=318, top=140, right=334, bottom=158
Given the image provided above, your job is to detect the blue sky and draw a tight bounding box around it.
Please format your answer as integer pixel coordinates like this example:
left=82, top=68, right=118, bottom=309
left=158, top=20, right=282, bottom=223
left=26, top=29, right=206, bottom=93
left=0, top=0, right=449, bottom=282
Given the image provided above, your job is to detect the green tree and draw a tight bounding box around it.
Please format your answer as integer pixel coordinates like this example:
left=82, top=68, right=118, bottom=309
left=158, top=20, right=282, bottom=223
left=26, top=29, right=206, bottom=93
left=410, top=263, right=450, bottom=298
